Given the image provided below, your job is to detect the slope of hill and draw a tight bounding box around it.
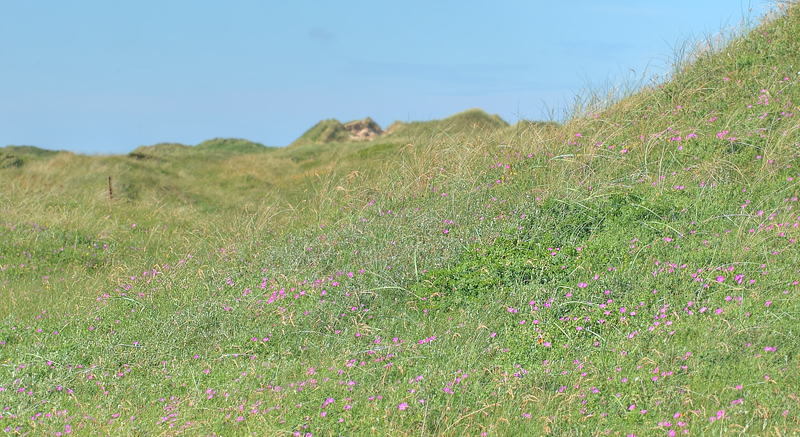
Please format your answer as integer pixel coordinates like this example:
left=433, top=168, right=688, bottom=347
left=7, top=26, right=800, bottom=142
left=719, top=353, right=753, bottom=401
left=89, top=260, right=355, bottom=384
left=290, top=109, right=509, bottom=147
left=194, top=138, right=272, bottom=154
left=128, top=138, right=273, bottom=159
left=0, top=145, right=62, bottom=157
left=0, top=145, right=63, bottom=168
left=1, top=4, right=799, bottom=435
left=290, top=118, right=352, bottom=145
left=128, top=142, right=192, bottom=158
left=384, top=107, right=510, bottom=138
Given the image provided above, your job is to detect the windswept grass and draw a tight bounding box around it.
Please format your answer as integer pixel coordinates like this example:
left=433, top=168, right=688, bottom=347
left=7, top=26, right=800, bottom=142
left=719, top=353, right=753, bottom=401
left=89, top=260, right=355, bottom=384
left=1, top=4, right=800, bottom=436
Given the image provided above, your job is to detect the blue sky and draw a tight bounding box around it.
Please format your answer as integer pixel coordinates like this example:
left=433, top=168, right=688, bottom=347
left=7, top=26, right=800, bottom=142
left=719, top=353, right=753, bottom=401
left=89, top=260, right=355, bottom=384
left=1, top=1, right=768, bottom=154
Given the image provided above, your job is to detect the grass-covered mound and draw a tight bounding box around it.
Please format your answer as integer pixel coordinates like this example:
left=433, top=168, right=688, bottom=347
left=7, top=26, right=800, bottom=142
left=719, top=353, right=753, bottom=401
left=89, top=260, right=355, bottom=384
left=1, top=4, right=799, bottom=436
left=0, top=145, right=63, bottom=168
left=128, top=138, right=272, bottom=158
left=128, top=142, right=192, bottom=159
left=0, top=145, right=62, bottom=158
left=194, top=138, right=272, bottom=154
left=291, top=119, right=352, bottom=146
left=385, top=108, right=510, bottom=139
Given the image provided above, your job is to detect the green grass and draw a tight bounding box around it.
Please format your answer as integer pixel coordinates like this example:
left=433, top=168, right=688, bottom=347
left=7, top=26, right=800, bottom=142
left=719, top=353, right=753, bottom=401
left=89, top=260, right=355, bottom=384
left=291, top=119, right=353, bottom=146
left=383, top=108, right=511, bottom=140
left=2, top=4, right=800, bottom=436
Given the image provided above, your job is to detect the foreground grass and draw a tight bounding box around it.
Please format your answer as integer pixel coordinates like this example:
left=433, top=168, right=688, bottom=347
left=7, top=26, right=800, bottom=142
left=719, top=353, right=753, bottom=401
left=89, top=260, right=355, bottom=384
left=2, top=4, right=800, bottom=436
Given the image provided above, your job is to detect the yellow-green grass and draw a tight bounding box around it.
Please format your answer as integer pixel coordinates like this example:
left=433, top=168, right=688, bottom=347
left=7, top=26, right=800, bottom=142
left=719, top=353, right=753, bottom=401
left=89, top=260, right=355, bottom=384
left=1, top=4, right=799, bottom=435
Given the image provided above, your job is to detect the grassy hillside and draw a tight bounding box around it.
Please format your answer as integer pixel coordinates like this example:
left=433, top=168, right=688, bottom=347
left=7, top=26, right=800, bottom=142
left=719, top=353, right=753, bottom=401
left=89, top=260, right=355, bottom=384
left=291, top=119, right=352, bottom=146
left=1, top=146, right=62, bottom=169
left=1, top=4, right=800, bottom=436
left=383, top=108, right=511, bottom=139
left=0, top=110, right=512, bottom=213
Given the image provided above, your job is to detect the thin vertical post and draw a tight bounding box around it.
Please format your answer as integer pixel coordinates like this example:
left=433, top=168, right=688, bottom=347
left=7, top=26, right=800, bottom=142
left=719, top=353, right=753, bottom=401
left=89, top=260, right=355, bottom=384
left=109, top=176, right=113, bottom=199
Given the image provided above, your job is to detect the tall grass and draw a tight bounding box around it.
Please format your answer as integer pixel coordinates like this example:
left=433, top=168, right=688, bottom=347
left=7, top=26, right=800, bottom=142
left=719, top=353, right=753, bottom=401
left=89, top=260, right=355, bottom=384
left=2, top=3, right=800, bottom=435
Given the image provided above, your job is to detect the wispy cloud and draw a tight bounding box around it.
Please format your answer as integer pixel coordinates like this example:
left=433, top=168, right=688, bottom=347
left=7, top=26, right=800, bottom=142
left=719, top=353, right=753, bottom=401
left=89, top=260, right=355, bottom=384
left=308, top=27, right=336, bottom=42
